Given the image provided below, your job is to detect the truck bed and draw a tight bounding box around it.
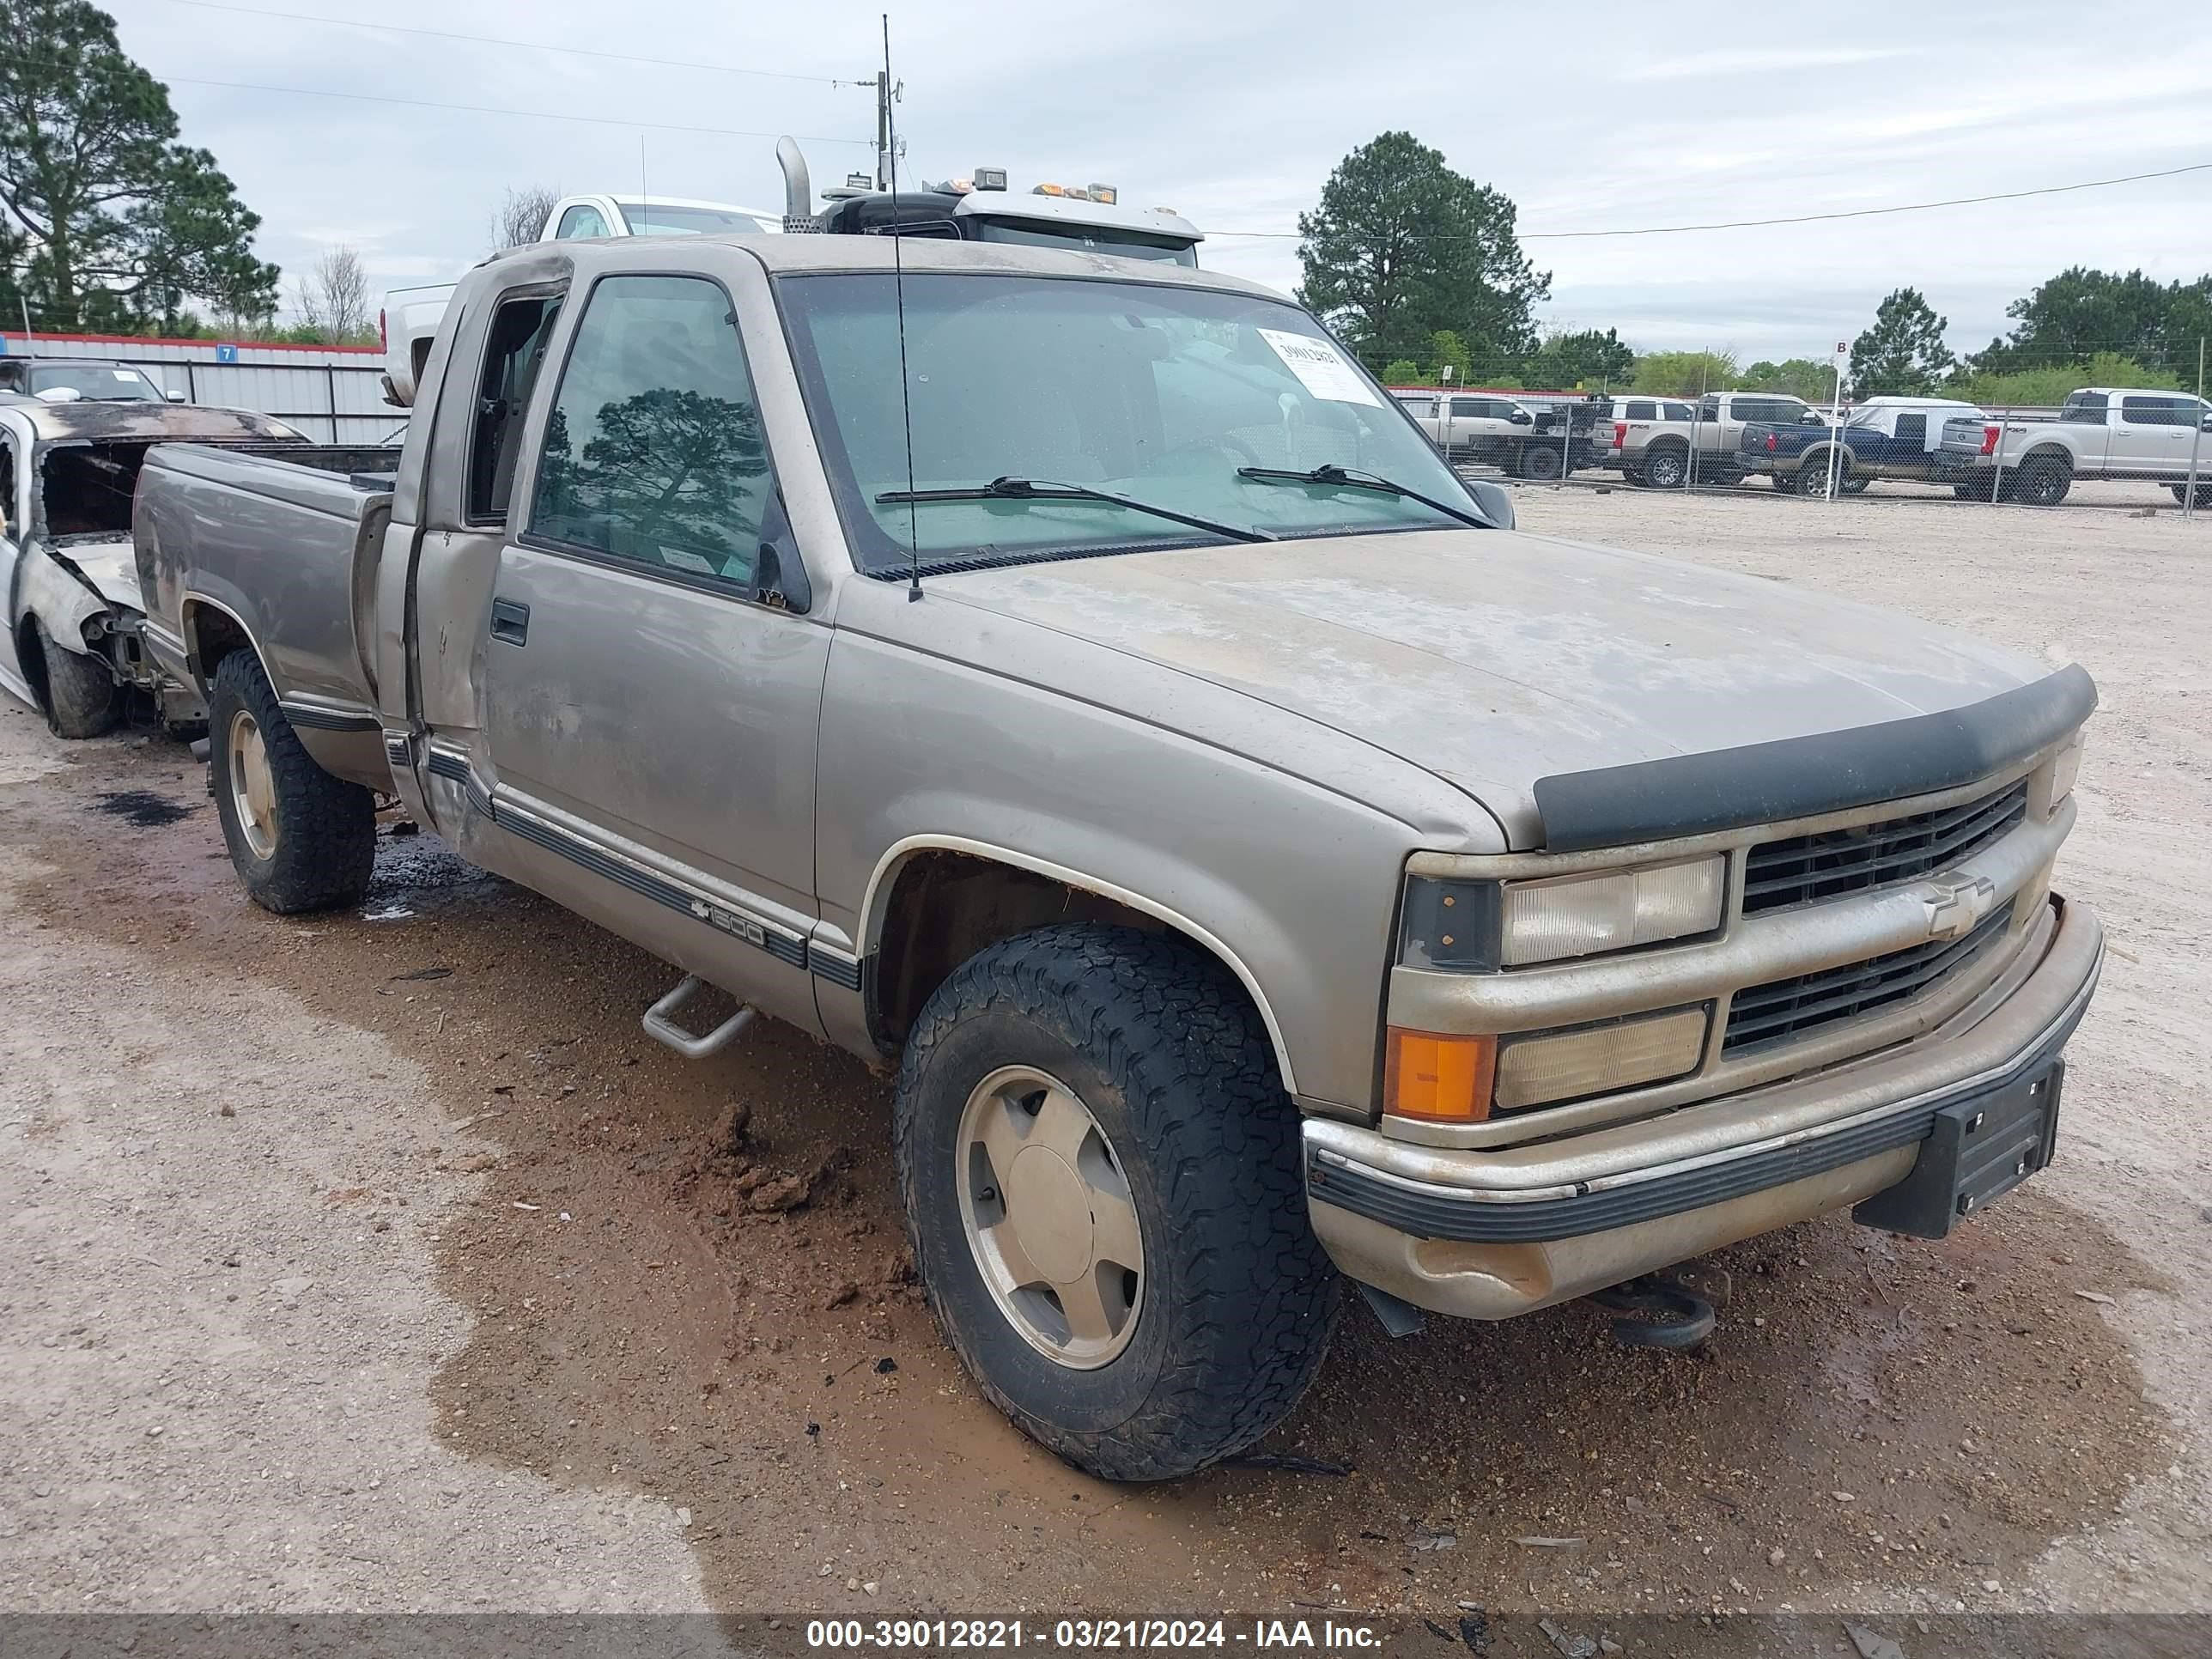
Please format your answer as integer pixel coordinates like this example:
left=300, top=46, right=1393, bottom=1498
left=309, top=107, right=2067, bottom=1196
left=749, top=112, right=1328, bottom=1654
left=132, top=442, right=396, bottom=790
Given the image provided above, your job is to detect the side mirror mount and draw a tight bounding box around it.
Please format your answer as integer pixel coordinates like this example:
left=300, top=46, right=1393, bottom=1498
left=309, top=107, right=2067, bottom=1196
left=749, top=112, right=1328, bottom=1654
left=1510, top=410, right=1533, bottom=425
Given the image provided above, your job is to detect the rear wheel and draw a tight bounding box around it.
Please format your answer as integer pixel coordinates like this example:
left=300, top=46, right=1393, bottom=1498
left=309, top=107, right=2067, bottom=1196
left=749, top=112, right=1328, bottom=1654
left=1796, top=455, right=1847, bottom=495
left=35, top=619, right=123, bottom=739
left=894, top=923, right=1338, bottom=1481
left=1519, top=443, right=1564, bottom=482
left=2008, top=454, right=2072, bottom=507
left=1640, top=443, right=1688, bottom=489
left=208, top=651, right=377, bottom=913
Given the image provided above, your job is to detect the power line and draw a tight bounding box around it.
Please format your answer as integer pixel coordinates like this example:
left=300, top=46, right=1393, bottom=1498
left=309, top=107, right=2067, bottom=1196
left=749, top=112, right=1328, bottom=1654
left=1206, top=159, right=2212, bottom=243
left=151, top=0, right=860, bottom=86
left=164, top=76, right=872, bottom=146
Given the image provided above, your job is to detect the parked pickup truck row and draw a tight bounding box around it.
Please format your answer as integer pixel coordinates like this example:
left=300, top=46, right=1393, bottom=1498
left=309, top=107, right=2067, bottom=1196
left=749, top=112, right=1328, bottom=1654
left=1590, top=384, right=2210, bottom=504
left=1937, top=387, right=2212, bottom=507
left=126, top=232, right=2101, bottom=1481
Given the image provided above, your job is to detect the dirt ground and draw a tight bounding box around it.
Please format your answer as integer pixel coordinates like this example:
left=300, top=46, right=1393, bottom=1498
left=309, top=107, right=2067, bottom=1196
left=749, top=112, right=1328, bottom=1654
left=3, top=485, right=2208, bottom=1635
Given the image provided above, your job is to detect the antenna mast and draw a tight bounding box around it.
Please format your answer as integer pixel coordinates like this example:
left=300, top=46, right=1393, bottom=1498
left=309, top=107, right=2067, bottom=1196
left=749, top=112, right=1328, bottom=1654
left=884, top=13, right=921, bottom=601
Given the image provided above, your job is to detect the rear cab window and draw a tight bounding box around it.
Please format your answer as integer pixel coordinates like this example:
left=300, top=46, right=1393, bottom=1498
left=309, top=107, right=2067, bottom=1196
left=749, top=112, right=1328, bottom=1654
left=2061, top=392, right=2107, bottom=426
left=466, top=295, right=565, bottom=524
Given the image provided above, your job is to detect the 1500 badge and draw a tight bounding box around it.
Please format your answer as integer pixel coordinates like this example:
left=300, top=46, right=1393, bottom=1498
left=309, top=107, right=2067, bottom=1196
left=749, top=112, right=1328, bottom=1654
left=689, top=897, right=767, bottom=947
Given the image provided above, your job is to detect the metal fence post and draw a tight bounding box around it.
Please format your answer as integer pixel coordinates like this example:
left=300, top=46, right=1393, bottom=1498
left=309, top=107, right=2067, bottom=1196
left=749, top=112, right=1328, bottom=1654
left=2187, top=337, right=2206, bottom=523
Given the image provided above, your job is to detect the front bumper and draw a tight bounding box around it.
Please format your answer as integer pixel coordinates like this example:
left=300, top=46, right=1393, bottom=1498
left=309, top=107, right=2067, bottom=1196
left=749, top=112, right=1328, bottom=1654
left=1304, top=894, right=2101, bottom=1320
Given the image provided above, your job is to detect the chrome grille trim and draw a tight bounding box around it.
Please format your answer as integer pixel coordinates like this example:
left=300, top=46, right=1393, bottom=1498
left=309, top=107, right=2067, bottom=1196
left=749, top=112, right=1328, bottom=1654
left=1742, top=780, right=2029, bottom=915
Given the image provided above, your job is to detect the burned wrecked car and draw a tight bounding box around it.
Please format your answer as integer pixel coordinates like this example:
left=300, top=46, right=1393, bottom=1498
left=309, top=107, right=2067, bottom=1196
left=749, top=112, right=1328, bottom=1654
left=0, top=396, right=322, bottom=737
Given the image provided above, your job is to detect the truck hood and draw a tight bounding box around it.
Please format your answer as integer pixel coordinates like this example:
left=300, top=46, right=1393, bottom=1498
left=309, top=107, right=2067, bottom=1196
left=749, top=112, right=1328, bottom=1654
left=929, top=527, right=2050, bottom=846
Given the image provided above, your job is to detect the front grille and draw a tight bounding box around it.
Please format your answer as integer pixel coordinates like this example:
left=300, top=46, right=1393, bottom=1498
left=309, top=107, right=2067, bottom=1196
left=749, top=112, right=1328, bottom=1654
left=1741, top=780, right=2028, bottom=915
left=1723, top=900, right=2015, bottom=1055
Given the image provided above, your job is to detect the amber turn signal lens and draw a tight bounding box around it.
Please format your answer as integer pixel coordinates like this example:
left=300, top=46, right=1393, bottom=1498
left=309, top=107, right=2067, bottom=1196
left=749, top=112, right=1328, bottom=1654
left=1384, top=1028, right=1497, bottom=1123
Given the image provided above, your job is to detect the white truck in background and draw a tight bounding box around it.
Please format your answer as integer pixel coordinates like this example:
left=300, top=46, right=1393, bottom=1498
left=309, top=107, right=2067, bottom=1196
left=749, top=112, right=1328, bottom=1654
left=378, top=142, right=1204, bottom=410
left=379, top=193, right=784, bottom=405
left=1936, top=387, right=2212, bottom=506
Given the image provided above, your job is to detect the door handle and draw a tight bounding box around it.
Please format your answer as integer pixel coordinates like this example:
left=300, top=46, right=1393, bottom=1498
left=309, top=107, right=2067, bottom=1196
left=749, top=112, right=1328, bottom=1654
left=489, top=598, right=530, bottom=646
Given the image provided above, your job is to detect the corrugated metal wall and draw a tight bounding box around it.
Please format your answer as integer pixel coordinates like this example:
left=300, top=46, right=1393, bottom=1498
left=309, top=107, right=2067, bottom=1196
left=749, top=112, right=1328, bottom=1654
left=1, top=331, right=396, bottom=443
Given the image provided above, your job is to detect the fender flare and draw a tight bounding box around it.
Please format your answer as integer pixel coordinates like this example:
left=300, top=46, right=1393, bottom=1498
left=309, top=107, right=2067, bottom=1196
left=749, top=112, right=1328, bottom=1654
left=858, top=834, right=1302, bottom=1097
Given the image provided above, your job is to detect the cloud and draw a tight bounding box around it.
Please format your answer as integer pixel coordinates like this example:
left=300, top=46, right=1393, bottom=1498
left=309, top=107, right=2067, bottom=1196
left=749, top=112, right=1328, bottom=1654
left=100, top=0, right=2212, bottom=355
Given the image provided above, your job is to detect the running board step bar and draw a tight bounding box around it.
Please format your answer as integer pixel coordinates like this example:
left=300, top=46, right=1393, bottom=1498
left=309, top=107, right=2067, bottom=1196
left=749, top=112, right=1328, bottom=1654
left=641, top=975, right=756, bottom=1059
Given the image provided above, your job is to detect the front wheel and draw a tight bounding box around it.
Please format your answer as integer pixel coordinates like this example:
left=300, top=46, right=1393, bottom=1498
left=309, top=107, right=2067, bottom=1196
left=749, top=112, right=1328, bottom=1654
left=208, top=651, right=377, bottom=913
left=35, top=619, right=123, bottom=738
left=894, top=924, right=1339, bottom=1481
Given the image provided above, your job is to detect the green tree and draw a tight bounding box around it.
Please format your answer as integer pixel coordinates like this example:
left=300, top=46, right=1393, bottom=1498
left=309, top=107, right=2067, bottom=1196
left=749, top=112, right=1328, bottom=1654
left=1297, top=131, right=1550, bottom=371
left=0, top=0, right=280, bottom=331
left=1381, top=358, right=1422, bottom=385
left=1954, top=351, right=2182, bottom=409
left=1427, top=329, right=1470, bottom=382
left=1523, top=326, right=1635, bottom=390
left=1632, top=349, right=1737, bottom=398
left=1739, top=357, right=1838, bottom=401
left=1850, top=288, right=1955, bottom=397
left=1970, top=267, right=2212, bottom=380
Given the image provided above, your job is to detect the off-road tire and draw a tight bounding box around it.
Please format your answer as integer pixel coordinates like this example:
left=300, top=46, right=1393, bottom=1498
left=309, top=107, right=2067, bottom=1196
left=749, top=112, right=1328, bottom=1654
left=894, top=923, right=1340, bottom=1481
left=1519, top=443, right=1564, bottom=482
left=1640, top=443, right=1688, bottom=489
left=35, top=619, right=123, bottom=738
left=1796, top=454, right=1849, bottom=495
left=208, top=651, right=376, bottom=914
left=2172, top=482, right=2212, bottom=508
left=2008, top=453, right=2072, bottom=507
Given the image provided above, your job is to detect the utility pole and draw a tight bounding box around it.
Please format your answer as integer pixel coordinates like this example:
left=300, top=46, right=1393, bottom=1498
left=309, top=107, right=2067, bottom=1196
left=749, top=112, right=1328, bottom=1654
left=873, top=71, right=902, bottom=190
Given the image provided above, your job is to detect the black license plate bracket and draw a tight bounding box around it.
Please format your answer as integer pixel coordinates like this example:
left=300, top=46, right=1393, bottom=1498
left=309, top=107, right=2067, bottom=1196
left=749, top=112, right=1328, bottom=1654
left=1853, top=1057, right=2063, bottom=1240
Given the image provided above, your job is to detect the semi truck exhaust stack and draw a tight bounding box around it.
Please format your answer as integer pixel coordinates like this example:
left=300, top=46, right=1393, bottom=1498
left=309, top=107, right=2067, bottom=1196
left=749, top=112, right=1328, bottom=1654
left=776, top=137, right=816, bottom=232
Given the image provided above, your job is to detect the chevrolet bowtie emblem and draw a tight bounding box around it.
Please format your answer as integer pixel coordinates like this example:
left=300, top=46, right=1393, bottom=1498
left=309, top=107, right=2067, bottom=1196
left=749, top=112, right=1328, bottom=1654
left=1923, top=874, right=1998, bottom=942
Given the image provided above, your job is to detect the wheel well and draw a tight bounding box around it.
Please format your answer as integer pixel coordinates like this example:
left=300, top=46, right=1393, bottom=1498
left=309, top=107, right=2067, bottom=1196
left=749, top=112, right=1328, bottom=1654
left=15, top=616, right=50, bottom=715
left=184, top=603, right=254, bottom=686
left=2021, top=446, right=2072, bottom=471
left=870, top=851, right=1267, bottom=1063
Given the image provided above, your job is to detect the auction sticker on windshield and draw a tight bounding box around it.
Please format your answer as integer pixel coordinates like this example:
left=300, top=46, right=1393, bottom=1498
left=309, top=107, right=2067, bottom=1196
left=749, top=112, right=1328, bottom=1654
left=1258, top=329, right=1381, bottom=406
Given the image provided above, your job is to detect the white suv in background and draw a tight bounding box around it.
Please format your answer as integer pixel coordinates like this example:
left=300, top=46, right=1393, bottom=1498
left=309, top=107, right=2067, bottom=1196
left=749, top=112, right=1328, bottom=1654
left=1390, top=390, right=1538, bottom=463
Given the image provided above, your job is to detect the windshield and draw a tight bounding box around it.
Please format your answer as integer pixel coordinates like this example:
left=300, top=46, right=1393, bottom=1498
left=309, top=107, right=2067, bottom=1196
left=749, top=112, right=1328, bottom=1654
left=969, top=218, right=1199, bottom=267
left=614, top=202, right=776, bottom=236
left=778, top=272, right=1485, bottom=575
left=31, top=363, right=161, bottom=401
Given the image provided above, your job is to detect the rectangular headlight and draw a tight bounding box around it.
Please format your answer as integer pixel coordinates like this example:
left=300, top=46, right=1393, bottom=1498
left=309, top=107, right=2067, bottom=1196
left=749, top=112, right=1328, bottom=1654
left=1498, top=855, right=1725, bottom=967
left=1493, top=1006, right=1709, bottom=1111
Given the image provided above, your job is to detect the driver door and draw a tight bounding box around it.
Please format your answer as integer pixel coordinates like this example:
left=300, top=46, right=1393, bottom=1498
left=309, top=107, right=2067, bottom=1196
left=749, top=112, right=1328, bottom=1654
left=472, top=266, right=833, bottom=1038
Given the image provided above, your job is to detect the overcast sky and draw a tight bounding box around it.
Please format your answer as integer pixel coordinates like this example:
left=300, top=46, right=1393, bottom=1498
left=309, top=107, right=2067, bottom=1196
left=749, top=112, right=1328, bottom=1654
left=106, top=0, right=2212, bottom=364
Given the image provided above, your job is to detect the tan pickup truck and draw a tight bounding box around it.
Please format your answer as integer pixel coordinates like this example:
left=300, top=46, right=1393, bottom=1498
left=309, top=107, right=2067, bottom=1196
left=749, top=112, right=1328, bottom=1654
left=133, top=234, right=2101, bottom=1480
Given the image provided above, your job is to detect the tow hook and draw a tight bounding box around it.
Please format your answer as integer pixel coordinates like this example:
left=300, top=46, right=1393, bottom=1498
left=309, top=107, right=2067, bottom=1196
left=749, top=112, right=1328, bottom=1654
left=1587, top=1261, right=1730, bottom=1351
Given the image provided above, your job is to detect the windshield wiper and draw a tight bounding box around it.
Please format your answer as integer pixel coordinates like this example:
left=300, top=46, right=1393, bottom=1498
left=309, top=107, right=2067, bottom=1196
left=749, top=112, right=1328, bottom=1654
left=876, top=476, right=1273, bottom=544
left=1237, top=464, right=1497, bottom=530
